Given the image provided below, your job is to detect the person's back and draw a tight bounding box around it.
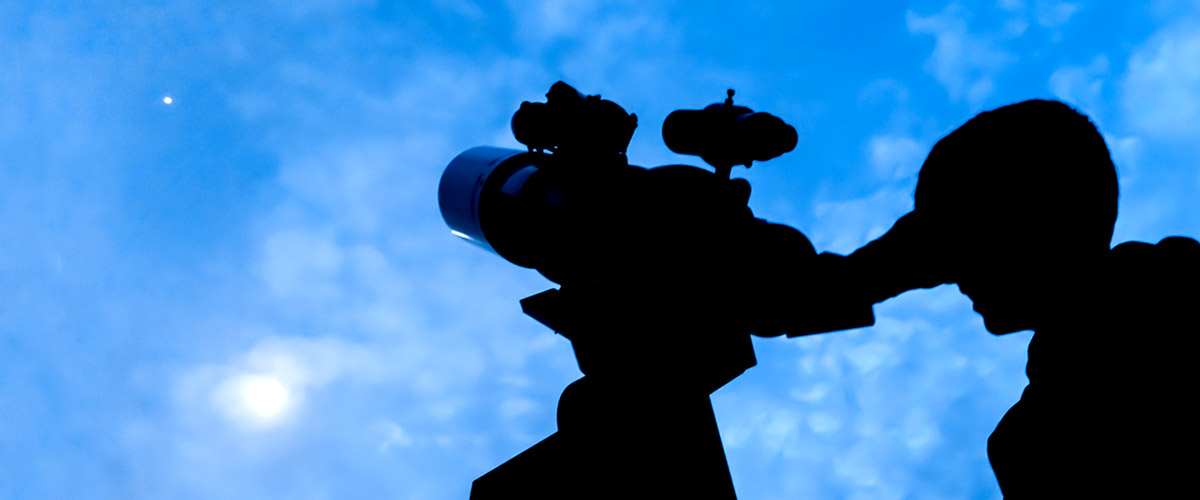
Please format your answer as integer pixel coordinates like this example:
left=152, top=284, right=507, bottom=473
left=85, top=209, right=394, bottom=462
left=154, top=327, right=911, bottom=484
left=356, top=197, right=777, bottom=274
left=843, top=100, right=1199, bottom=496
left=990, top=236, right=1199, bottom=497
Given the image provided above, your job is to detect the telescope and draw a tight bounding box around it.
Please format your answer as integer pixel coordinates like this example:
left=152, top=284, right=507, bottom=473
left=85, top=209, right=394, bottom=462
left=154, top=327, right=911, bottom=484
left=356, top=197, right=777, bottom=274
left=439, top=82, right=875, bottom=498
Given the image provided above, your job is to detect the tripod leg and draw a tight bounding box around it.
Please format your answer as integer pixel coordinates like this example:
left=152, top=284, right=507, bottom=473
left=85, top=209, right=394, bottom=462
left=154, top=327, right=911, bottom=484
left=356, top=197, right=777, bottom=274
left=470, top=432, right=575, bottom=499
left=559, top=376, right=737, bottom=499
left=471, top=377, right=737, bottom=499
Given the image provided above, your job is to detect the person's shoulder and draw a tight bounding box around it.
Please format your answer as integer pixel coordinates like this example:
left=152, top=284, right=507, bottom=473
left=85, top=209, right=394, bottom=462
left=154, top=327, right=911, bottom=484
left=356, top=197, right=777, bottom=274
left=1108, top=236, right=1199, bottom=302
left=1111, top=236, right=1200, bottom=262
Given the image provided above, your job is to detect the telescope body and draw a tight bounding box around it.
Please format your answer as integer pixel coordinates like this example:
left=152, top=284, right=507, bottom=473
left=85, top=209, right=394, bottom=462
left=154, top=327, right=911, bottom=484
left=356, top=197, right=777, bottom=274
left=440, top=83, right=877, bottom=499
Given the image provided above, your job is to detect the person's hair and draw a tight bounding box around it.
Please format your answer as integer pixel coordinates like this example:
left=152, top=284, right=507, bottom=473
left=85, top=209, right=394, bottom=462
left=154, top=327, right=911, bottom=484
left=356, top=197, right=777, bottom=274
left=913, top=99, right=1119, bottom=253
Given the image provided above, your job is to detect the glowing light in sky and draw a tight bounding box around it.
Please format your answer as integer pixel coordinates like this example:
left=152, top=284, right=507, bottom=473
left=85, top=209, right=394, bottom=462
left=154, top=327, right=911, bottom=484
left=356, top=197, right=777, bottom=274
left=162, top=96, right=173, bottom=104
left=239, top=376, right=290, bottom=419
left=215, top=373, right=294, bottom=426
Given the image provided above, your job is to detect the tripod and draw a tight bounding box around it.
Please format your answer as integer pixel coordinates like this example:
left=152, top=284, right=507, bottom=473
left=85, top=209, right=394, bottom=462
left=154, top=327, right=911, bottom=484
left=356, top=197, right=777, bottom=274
left=470, top=286, right=757, bottom=499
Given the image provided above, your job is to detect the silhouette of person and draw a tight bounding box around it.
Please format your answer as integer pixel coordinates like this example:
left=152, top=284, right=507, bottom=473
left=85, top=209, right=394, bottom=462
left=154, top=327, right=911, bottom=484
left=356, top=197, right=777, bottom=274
left=840, top=100, right=1199, bottom=497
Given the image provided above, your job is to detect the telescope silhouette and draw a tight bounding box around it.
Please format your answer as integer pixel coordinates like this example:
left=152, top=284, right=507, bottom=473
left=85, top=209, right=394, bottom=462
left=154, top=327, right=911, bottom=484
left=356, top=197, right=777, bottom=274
left=440, top=82, right=874, bottom=498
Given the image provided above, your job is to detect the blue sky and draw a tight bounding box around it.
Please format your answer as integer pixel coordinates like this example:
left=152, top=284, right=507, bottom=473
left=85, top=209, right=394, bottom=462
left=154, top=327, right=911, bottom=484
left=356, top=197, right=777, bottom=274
left=2, top=1, right=1198, bottom=498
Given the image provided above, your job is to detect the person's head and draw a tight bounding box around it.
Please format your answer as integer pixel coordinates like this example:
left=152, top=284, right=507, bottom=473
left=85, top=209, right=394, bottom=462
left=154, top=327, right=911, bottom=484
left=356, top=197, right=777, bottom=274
left=909, top=99, right=1119, bottom=334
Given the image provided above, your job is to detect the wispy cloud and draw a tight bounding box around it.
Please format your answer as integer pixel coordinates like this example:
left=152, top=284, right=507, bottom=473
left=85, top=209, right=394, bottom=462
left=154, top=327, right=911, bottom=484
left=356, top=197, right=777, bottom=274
left=1120, top=20, right=1200, bottom=141
left=810, top=186, right=915, bottom=255
left=177, top=334, right=388, bottom=426
left=717, top=288, right=1030, bottom=500
left=1033, top=1, right=1081, bottom=29
left=907, top=4, right=1015, bottom=108
left=995, top=0, right=1081, bottom=35
left=1049, top=55, right=1110, bottom=112
left=867, top=134, right=927, bottom=181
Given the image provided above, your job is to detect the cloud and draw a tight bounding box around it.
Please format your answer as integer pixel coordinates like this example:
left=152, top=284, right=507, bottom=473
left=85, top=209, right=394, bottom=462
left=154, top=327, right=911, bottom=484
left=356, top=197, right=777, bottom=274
left=810, top=186, right=915, bottom=254
left=377, top=420, right=415, bottom=451
left=500, top=0, right=687, bottom=97
left=271, top=0, right=373, bottom=19
left=907, top=4, right=1015, bottom=107
left=715, top=287, right=1027, bottom=500
left=433, top=0, right=485, bottom=22
left=907, top=1, right=1083, bottom=107
left=178, top=335, right=388, bottom=426
left=1105, top=133, right=1143, bottom=184
left=1033, top=1, right=1081, bottom=29
left=208, top=44, right=588, bottom=482
left=260, top=229, right=345, bottom=301
left=1048, top=55, right=1109, bottom=112
left=859, top=79, right=912, bottom=106
left=1120, top=20, right=1200, bottom=140
left=519, top=0, right=604, bottom=43
left=995, top=0, right=1081, bottom=36
left=242, top=336, right=386, bottom=387
left=867, top=134, right=926, bottom=181
left=997, top=0, right=1026, bottom=12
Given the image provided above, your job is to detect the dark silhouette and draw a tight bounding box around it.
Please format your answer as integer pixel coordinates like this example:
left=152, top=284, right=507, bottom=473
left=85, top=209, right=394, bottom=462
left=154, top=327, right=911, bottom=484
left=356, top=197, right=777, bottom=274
left=842, top=100, right=1199, bottom=497
left=442, top=84, right=1196, bottom=497
left=443, top=83, right=870, bottom=499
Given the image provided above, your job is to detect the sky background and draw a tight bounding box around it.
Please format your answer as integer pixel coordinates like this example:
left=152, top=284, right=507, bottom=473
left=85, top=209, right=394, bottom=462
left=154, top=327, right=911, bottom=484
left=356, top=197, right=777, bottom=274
left=2, top=1, right=1198, bottom=499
